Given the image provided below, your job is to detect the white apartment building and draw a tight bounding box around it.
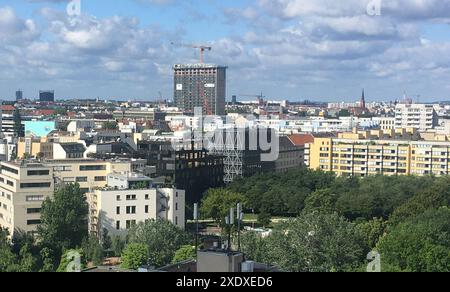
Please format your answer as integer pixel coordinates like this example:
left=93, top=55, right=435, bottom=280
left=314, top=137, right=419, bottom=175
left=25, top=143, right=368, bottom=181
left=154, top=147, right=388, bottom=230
left=0, top=161, right=54, bottom=236
left=395, top=104, right=438, bottom=131
left=373, top=117, right=396, bottom=130
left=87, top=173, right=185, bottom=238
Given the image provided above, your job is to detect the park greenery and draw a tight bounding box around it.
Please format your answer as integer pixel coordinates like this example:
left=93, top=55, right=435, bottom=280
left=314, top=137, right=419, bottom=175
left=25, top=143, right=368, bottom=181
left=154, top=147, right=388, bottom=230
left=219, top=168, right=450, bottom=272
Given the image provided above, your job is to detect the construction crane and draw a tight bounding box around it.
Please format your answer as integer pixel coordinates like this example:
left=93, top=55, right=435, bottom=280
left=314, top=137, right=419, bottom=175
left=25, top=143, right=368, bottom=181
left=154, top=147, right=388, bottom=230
left=171, top=42, right=212, bottom=64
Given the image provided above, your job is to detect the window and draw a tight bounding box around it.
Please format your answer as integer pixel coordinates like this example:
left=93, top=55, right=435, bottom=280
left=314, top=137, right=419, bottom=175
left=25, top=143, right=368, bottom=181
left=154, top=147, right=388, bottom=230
left=176, top=203, right=178, bottom=211
left=2, top=165, right=18, bottom=174
left=126, top=220, right=136, bottom=229
left=27, top=170, right=50, bottom=176
left=126, top=206, right=136, bottom=214
left=76, top=177, right=88, bottom=182
left=145, top=205, right=149, bottom=214
left=116, top=207, right=120, bottom=215
left=21, top=183, right=51, bottom=189
left=145, top=194, right=149, bottom=200
left=116, top=221, right=120, bottom=230
left=116, top=195, right=121, bottom=201
left=27, top=220, right=41, bottom=225
left=26, top=195, right=44, bottom=202
left=94, top=176, right=106, bottom=182
left=126, top=195, right=137, bottom=201
left=175, top=216, right=178, bottom=225
left=27, top=208, right=41, bottom=214
left=80, top=165, right=106, bottom=171
left=7, top=181, right=13, bottom=187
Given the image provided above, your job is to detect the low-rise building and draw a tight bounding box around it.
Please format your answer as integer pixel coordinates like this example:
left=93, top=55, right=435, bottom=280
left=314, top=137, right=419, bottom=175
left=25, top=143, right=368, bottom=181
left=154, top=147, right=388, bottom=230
left=87, top=173, right=185, bottom=238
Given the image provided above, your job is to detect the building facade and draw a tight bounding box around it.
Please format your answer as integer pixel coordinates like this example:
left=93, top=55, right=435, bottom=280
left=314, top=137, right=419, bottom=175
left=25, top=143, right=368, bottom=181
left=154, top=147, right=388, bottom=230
left=16, top=90, right=23, bottom=101
left=275, top=136, right=305, bottom=173
left=308, top=129, right=450, bottom=177
left=0, top=162, right=54, bottom=236
left=173, top=64, right=227, bottom=115
left=39, top=90, right=55, bottom=103
left=395, top=104, right=438, bottom=131
left=87, top=174, right=185, bottom=238
left=45, top=159, right=132, bottom=193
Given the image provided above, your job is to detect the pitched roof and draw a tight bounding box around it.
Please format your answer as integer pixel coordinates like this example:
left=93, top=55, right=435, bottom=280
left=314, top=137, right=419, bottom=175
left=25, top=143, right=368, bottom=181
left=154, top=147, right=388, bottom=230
left=287, top=134, right=315, bottom=146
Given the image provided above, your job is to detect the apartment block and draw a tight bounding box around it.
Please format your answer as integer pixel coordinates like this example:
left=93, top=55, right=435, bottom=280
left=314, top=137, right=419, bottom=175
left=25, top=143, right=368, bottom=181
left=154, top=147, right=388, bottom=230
left=87, top=173, right=185, bottom=238
left=395, top=104, right=438, bottom=131
left=0, top=162, right=53, bottom=235
left=308, top=129, right=450, bottom=177
left=44, top=159, right=132, bottom=193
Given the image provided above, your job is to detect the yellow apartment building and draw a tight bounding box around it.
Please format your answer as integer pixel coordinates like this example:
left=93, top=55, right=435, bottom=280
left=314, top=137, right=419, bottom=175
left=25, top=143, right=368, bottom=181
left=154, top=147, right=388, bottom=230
left=308, top=129, right=450, bottom=177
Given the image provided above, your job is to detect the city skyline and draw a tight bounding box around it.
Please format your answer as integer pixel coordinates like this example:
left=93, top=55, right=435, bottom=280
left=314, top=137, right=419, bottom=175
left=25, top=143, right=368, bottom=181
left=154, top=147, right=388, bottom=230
left=1, top=1, right=450, bottom=101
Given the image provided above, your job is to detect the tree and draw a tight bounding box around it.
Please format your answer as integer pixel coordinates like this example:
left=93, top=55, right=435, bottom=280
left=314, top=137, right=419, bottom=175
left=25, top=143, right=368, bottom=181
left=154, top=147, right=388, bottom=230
left=13, top=108, right=24, bottom=138
left=111, top=235, right=126, bottom=257
left=38, top=183, right=89, bottom=261
left=103, top=121, right=118, bottom=130
left=378, top=208, right=450, bottom=272
left=241, top=232, right=269, bottom=263
left=389, top=177, right=450, bottom=225
left=121, top=243, right=148, bottom=270
left=101, top=228, right=112, bottom=252
left=357, top=218, right=387, bottom=250
left=39, top=247, right=55, bottom=272
left=0, top=228, right=19, bottom=272
left=303, top=189, right=337, bottom=214
left=127, top=219, right=189, bottom=267
left=263, top=212, right=366, bottom=272
left=257, top=210, right=272, bottom=228
left=200, top=189, right=246, bottom=224
left=82, top=235, right=104, bottom=266
left=172, top=245, right=196, bottom=264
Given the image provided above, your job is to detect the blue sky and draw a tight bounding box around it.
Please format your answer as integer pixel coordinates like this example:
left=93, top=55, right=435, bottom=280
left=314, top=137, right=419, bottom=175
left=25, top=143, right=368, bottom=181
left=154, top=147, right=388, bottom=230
left=1, top=0, right=450, bottom=102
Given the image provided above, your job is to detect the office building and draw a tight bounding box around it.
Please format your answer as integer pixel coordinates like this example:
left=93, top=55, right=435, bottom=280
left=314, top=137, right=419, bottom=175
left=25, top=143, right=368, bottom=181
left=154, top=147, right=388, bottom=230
left=0, top=161, right=54, bottom=236
left=210, top=128, right=277, bottom=184
left=173, top=64, right=227, bottom=115
left=16, top=90, right=23, bottom=101
left=87, top=173, right=185, bottom=238
left=39, top=90, right=55, bottom=102
left=395, top=104, right=438, bottom=131
left=136, top=140, right=224, bottom=205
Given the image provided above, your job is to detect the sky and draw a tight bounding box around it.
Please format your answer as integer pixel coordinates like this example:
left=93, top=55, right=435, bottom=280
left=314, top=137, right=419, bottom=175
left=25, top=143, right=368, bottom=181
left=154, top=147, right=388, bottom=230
left=1, top=0, right=450, bottom=102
